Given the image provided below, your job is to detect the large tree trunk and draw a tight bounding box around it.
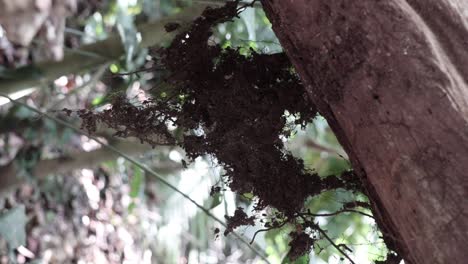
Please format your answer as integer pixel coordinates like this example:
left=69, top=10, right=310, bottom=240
left=261, top=0, right=468, bottom=263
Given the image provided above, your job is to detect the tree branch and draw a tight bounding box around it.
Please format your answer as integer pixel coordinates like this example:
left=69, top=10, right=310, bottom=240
left=299, top=209, right=374, bottom=219
left=316, top=226, right=356, bottom=264
left=0, top=139, right=169, bottom=193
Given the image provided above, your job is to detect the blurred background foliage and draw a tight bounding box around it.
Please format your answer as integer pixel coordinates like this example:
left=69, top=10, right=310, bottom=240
left=0, top=0, right=388, bottom=263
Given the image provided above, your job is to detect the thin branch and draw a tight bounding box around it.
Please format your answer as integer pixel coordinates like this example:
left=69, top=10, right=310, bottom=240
left=238, top=39, right=282, bottom=46
left=305, top=139, right=348, bottom=159
left=249, top=219, right=288, bottom=244
left=0, top=137, right=180, bottom=193
left=0, top=93, right=270, bottom=263
left=238, top=0, right=259, bottom=10
left=64, top=27, right=99, bottom=41
left=342, top=209, right=373, bottom=218
left=193, top=0, right=262, bottom=8
left=336, top=243, right=353, bottom=253
left=299, top=209, right=374, bottom=219
left=316, top=226, right=356, bottom=264
left=112, top=65, right=164, bottom=76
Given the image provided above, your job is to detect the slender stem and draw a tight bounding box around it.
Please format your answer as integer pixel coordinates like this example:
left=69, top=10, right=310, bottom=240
left=65, top=27, right=98, bottom=40
left=296, top=214, right=356, bottom=264
left=299, top=209, right=374, bottom=219
left=193, top=0, right=261, bottom=7
left=317, top=226, right=356, bottom=264
left=0, top=93, right=270, bottom=263
left=113, top=65, right=164, bottom=76
left=249, top=219, right=288, bottom=244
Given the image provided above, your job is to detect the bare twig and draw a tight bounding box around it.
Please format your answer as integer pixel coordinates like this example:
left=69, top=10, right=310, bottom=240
left=316, top=226, right=356, bottom=264
left=238, top=0, right=259, bottom=10
left=295, top=213, right=360, bottom=264
left=299, top=209, right=374, bottom=219
left=305, top=139, right=348, bottom=159
left=112, top=65, right=164, bottom=76
left=193, top=0, right=261, bottom=8
left=249, top=219, right=288, bottom=244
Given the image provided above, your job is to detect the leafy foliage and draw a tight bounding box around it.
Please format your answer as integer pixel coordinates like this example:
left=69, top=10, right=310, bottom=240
left=0, top=206, right=27, bottom=250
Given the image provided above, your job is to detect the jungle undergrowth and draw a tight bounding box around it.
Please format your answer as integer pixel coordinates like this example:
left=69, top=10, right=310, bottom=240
left=68, top=1, right=385, bottom=262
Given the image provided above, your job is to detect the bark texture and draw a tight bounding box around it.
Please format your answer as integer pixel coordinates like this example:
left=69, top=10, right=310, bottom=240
left=261, top=0, right=468, bottom=263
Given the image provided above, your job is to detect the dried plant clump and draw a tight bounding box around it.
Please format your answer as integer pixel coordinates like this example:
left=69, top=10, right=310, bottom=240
left=73, top=96, right=176, bottom=146
left=152, top=1, right=361, bottom=216
left=287, top=231, right=315, bottom=261
left=224, top=207, right=256, bottom=236
left=71, top=1, right=365, bottom=260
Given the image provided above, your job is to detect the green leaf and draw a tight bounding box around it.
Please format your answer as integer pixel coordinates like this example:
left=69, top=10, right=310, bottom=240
left=281, top=254, right=310, bottom=264
left=109, top=64, right=119, bottom=73
left=0, top=206, right=27, bottom=249
left=91, top=96, right=105, bottom=106
left=209, top=193, right=222, bottom=209
left=241, top=192, right=254, bottom=201
left=13, top=106, right=34, bottom=119
left=128, top=202, right=136, bottom=213
left=130, top=165, right=144, bottom=198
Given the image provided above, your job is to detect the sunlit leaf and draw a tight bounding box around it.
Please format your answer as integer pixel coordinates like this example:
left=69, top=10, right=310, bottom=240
left=241, top=192, right=254, bottom=201
left=91, top=96, right=105, bottom=106
left=109, top=64, right=120, bottom=73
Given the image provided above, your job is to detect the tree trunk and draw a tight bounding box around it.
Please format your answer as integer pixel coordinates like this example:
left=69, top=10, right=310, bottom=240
left=261, top=0, right=468, bottom=263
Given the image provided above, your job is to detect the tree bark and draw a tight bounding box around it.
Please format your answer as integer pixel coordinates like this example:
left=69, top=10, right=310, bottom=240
left=261, top=0, right=468, bottom=263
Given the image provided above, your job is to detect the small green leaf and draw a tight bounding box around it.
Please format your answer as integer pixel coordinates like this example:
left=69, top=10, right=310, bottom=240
left=130, top=165, right=143, bottom=198
left=128, top=202, right=136, bottom=213
left=0, top=206, right=27, bottom=249
left=281, top=254, right=310, bottom=264
left=91, top=96, right=104, bottom=106
left=242, top=192, right=254, bottom=200
left=209, top=193, right=222, bottom=209
left=14, top=106, right=34, bottom=119
left=109, top=64, right=120, bottom=73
